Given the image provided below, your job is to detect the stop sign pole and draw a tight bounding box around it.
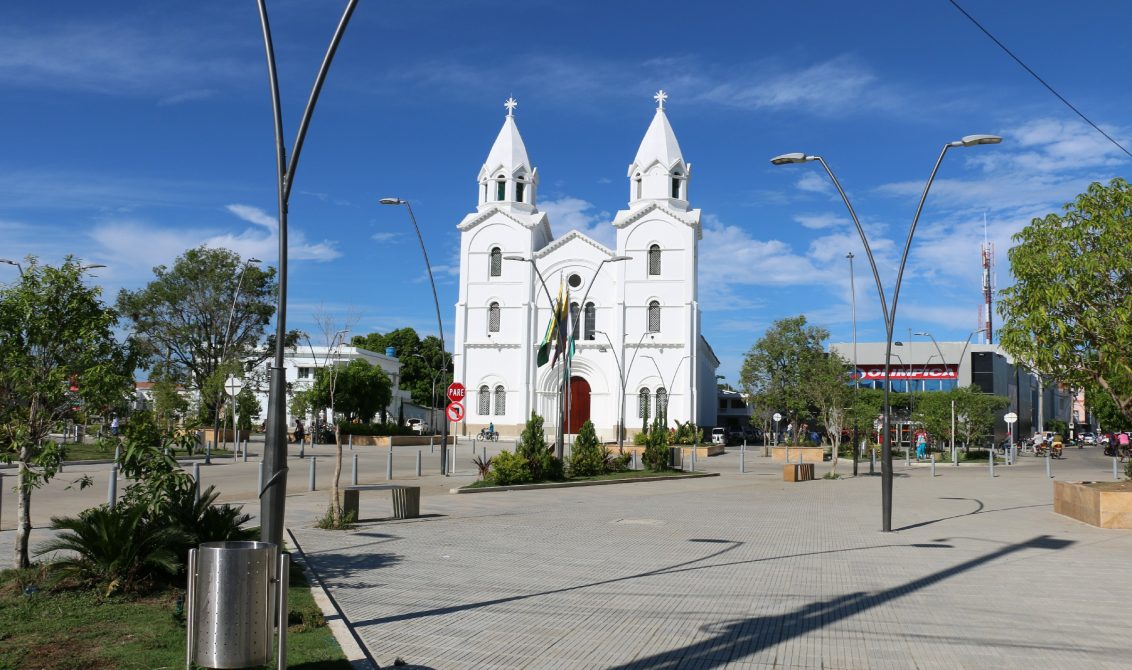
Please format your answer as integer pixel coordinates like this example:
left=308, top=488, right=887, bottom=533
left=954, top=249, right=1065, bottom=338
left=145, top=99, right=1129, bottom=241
left=443, top=382, right=465, bottom=476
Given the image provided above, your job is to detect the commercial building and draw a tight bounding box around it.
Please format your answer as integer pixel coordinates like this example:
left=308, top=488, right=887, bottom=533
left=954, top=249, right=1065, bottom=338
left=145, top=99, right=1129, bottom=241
left=829, top=340, right=1077, bottom=442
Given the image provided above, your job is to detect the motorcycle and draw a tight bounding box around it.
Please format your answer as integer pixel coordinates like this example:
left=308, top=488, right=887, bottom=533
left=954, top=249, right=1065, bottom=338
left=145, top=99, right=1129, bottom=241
left=477, top=428, right=499, bottom=442
left=1051, top=441, right=1064, bottom=459
left=1034, top=441, right=1049, bottom=457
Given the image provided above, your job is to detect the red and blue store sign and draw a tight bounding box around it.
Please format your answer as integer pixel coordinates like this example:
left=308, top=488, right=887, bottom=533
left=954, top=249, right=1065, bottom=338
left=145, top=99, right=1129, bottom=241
left=853, top=364, right=957, bottom=381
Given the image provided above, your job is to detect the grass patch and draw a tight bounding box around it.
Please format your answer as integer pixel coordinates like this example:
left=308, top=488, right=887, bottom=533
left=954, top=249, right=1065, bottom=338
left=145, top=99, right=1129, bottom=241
left=461, top=468, right=692, bottom=489
left=60, top=442, right=234, bottom=462
left=0, top=561, right=351, bottom=670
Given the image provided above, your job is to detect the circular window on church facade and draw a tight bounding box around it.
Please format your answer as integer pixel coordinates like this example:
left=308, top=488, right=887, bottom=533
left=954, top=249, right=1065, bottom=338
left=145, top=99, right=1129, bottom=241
left=568, top=274, right=582, bottom=288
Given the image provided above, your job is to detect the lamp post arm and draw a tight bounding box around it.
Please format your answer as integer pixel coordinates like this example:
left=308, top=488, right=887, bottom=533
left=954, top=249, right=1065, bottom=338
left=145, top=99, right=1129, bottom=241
left=403, top=202, right=445, bottom=354
left=815, top=156, right=889, bottom=330
left=281, top=0, right=358, bottom=203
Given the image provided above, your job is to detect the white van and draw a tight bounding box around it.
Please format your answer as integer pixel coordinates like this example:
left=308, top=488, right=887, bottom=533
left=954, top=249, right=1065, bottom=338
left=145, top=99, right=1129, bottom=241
left=711, top=427, right=726, bottom=445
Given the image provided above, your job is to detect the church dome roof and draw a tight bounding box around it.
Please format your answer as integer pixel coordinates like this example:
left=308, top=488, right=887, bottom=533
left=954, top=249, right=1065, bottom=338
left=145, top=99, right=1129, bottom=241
left=631, top=104, right=684, bottom=171
left=482, top=100, right=531, bottom=176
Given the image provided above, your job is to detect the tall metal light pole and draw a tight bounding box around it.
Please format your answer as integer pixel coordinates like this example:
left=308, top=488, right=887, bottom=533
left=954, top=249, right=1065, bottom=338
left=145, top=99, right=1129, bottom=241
left=256, top=0, right=359, bottom=550
left=503, top=255, right=559, bottom=452
left=847, top=252, right=859, bottom=476
left=214, top=257, right=262, bottom=453
left=771, top=134, right=1001, bottom=532
left=0, top=258, right=24, bottom=276
left=564, top=256, right=630, bottom=451
left=380, top=197, right=449, bottom=474
left=594, top=330, right=627, bottom=451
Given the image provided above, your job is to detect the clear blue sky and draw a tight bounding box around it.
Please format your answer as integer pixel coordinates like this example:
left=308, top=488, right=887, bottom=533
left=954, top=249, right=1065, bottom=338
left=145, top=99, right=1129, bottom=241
left=2, top=1, right=1129, bottom=382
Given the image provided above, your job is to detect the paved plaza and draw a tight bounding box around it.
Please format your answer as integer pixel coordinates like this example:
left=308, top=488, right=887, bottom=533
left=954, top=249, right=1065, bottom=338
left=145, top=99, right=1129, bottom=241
left=4, top=442, right=1132, bottom=669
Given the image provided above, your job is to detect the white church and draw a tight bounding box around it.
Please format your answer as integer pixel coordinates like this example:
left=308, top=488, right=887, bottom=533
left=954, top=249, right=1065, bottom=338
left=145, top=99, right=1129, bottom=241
left=453, top=93, right=719, bottom=439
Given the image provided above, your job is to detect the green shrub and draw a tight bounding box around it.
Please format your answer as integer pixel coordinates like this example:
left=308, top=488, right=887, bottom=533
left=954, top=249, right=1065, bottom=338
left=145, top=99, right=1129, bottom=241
left=605, top=451, right=632, bottom=472
left=39, top=506, right=188, bottom=594
left=515, top=412, right=564, bottom=481
left=489, top=450, right=530, bottom=486
left=632, top=431, right=649, bottom=446
left=672, top=420, right=701, bottom=445
left=642, top=418, right=671, bottom=471
left=568, top=420, right=605, bottom=477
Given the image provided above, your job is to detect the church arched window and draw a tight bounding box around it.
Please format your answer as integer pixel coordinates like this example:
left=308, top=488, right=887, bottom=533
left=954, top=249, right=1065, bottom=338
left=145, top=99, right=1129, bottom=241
left=656, top=387, right=668, bottom=419
left=647, top=300, right=660, bottom=333
left=478, top=385, right=490, bottom=415
left=648, top=244, right=661, bottom=276
left=635, top=173, right=642, bottom=200
left=569, top=302, right=580, bottom=338
left=584, top=302, right=596, bottom=340
left=496, top=176, right=506, bottom=201
left=494, top=385, right=506, bottom=415
left=516, top=177, right=526, bottom=203
left=488, top=302, right=501, bottom=333
left=489, top=247, right=502, bottom=277
left=671, top=172, right=681, bottom=199
left=638, top=388, right=651, bottom=419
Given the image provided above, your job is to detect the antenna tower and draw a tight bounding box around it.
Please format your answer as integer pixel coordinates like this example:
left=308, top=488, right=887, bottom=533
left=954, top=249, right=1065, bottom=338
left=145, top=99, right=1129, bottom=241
left=981, top=214, right=995, bottom=344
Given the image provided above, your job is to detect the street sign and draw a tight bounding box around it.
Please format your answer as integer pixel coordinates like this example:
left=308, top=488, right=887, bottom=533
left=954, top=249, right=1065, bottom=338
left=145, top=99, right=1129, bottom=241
left=446, top=402, right=465, bottom=422
left=446, top=382, right=466, bottom=403
left=772, top=412, right=782, bottom=423
left=1004, top=412, right=1018, bottom=424
left=225, top=375, right=243, bottom=397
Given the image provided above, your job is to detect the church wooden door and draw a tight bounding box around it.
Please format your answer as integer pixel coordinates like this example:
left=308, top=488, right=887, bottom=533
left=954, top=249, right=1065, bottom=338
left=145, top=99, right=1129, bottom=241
left=566, top=376, right=591, bottom=434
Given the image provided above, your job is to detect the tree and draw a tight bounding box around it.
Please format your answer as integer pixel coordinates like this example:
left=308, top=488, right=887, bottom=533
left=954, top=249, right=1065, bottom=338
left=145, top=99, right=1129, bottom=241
left=953, top=385, right=1010, bottom=450
left=117, top=246, right=283, bottom=424
left=739, top=316, right=833, bottom=444
left=0, top=258, right=137, bottom=568
left=999, top=178, right=1132, bottom=424
left=308, top=359, right=392, bottom=423
left=807, top=351, right=852, bottom=471
left=150, top=378, right=188, bottom=430
left=352, top=328, right=451, bottom=407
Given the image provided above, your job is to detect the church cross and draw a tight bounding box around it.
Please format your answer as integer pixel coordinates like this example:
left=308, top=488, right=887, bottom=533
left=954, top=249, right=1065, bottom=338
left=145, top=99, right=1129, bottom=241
left=654, top=89, right=667, bottom=110
left=504, top=97, right=518, bottom=116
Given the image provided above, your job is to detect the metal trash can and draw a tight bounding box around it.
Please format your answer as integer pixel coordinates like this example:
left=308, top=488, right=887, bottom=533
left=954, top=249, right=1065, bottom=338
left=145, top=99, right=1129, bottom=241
left=186, top=541, right=289, bottom=670
left=669, top=446, right=683, bottom=468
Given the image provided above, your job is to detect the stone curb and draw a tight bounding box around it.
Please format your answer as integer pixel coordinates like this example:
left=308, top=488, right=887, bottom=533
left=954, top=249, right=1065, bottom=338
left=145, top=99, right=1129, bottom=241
left=286, top=527, right=379, bottom=670
left=450, top=471, right=719, bottom=494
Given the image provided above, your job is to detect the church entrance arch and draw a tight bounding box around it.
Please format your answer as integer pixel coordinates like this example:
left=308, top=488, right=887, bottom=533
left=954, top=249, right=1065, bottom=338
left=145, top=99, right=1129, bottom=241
left=566, top=376, right=591, bottom=434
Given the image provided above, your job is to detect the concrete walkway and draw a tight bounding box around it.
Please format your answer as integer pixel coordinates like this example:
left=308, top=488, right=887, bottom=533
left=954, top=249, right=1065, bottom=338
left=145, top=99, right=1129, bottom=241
left=289, top=447, right=1132, bottom=669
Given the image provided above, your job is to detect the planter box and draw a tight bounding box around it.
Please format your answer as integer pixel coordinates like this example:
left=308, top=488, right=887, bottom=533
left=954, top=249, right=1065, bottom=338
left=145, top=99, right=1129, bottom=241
left=784, top=463, right=815, bottom=482
left=1054, top=481, right=1132, bottom=529
left=770, top=446, right=824, bottom=463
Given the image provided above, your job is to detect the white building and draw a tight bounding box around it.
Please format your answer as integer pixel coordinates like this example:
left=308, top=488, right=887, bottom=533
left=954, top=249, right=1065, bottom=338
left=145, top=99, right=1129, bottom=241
left=250, top=345, right=407, bottom=427
left=453, top=94, right=719, bottom=439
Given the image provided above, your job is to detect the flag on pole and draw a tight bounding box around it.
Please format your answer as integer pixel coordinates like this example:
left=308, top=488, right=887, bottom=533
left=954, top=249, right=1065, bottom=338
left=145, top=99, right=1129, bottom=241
left=537, top=277, right=565, bottom=367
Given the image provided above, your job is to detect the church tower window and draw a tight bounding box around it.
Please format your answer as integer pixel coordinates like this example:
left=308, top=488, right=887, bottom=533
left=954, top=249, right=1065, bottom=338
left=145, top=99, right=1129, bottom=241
left=638, top=388, right=651, bottom=419
left=648, top=244, right=661, bottom=276
left=478, top=385, right=490, bottom=415
left=496, top=177, right=506, bottom=201
left=671, top=176, right=681, bottom=199
left=516, top=180, right=526, bottom=203
left=494, top=385, right=506, bottom=415
left=584, top=302, right=596, bottom=340
left=635, top=173, right=642, bottom=200
left=647, top=300, right=661, bottom=333
left=489, top=247, right=502, bottom=277
left=488, top=302, right=501, bottom=332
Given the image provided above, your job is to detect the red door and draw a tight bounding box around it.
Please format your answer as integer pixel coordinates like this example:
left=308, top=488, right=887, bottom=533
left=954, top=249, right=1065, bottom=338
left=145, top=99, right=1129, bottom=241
left=566, top=376, right=591, bottom=434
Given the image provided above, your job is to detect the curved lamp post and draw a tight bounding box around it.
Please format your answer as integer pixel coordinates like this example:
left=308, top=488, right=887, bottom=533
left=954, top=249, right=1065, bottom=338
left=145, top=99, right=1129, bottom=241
left=380, top=197, right=449, bottom=474
left=214, top=257, right=261, bottom=454
left=257, top=0, right=359, bottom=549
left=771, top=133, right=1001, bottom=532
left=640, top=354, right=689, bottom=427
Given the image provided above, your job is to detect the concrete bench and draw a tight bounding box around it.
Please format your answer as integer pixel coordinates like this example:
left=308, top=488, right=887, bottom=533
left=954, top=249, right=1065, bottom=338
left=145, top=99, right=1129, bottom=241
left=343, top=484, right=421, bottom=520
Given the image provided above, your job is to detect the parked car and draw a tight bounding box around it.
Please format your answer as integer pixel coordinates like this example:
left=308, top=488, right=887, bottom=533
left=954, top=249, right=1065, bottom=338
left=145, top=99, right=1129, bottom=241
left=407, top=418, right=428, bottom=434
left=711, top=427, right=726, bottom=445
left=1081, top=433, right=1096, bottom=445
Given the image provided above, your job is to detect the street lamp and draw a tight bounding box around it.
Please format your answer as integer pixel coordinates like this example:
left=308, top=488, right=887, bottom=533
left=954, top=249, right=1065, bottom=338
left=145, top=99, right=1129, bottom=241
left=771, top=133, right=1001, bottom=532
left=380, top=197, right=450, bottom=474
left=0, top=258, right=24, bottom=276
left=594, top=330, right=627, bottom=452
left=215, top=257, right=262, bottom=453
left=847, top=252, right=860, bottom=475
left=256, top=0, right=359, bottom=550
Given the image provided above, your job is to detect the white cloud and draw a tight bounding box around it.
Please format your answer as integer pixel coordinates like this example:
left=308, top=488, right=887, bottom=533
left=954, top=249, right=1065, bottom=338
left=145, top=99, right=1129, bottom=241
left=794, top=212, right=847, bottom=230
left=539, top=196, right=615, bottom=249
left=225, top=204, right=277, bottom=232
left=371, top=232, right=400, bottom=243
left=795, top=172, right=833, bottom=195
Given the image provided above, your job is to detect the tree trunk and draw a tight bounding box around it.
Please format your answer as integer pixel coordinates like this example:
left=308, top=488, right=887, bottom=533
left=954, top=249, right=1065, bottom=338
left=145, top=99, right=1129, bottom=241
left=16, top=454, right=31, bottom=569
left=330, top=428, right=343, bottom=521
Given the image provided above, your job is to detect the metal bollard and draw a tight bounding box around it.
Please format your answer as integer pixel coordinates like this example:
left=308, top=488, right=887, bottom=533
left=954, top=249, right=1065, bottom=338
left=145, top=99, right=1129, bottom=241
left=905, top=446, right=910, bottom=467
left=416, top=450, right=422, bottom=477
left=242, top=440, right=249, bottom=462
left=632, top=451, right=637, bottom=470
left=352, top=453, right=358, bottom=486
left=193, top=462, right=201, bottom=502
left=691, top=446, right=697, bottom=472
left=450, top=445, right=455, bottom=474
left=108, top=465, right=118, bottom=509
left=870, top=448, right=876, bottom=474
left=430, top=435, right=434, bottom=454
left=205, top=440, right=212, bottom=465
left=1046, top=451, right=1052, bottom=478
left=386, top=449, right=393, bottom=480
left=739, top=444, right=745, bottom=473
left=989, top=449, right=995, bottom=478
left=258, top=461, right=265, bottom=496
left=348, top=434, right=353, bottom=451
left=113, top=444, right=121, bottom=463
left=1114, top=457, right=1120, bottom=480
left=931, top=457, right=936, bottom=478
left=785, top=445, right=790, bottom=463
left=309, top=457, right=317, bottom=491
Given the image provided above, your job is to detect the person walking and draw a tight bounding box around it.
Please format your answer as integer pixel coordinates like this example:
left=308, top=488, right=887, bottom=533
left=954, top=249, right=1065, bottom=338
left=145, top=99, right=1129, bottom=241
left=294, top=419, right=305, bottom=445
left=915, top=430, right=928, bottom=460
left=110, top=416, right=120, bottom=437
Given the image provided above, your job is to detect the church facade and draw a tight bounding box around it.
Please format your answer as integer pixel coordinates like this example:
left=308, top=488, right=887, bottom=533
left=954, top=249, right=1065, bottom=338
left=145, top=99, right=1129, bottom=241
left=452, top=94, right=719, bottom=440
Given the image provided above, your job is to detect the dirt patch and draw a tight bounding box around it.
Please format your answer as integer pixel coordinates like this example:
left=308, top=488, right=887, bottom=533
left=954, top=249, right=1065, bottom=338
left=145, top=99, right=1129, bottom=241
left=1082, top=480, right=1132, bottom=492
